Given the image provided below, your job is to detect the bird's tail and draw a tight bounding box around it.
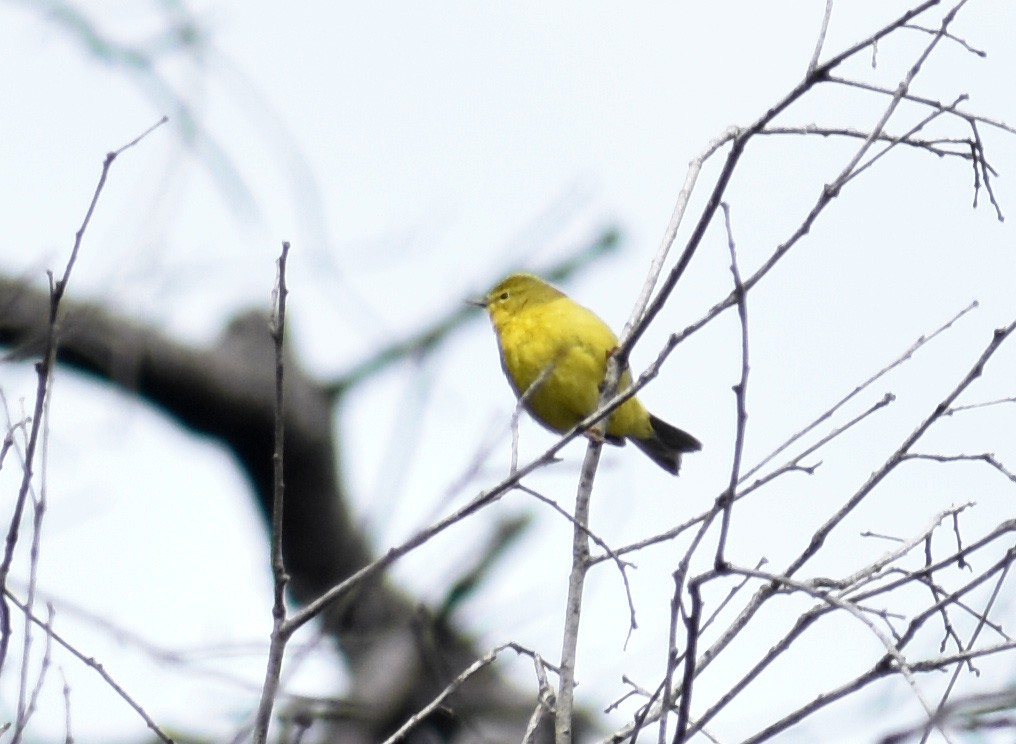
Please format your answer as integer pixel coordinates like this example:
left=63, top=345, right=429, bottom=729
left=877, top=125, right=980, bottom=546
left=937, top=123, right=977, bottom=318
left=631, top=415, right=702, bottom=475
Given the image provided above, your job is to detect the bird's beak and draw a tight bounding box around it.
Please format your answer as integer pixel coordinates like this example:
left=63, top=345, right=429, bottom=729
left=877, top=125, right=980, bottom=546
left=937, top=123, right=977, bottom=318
left=466, top=295, right=488, bottom=308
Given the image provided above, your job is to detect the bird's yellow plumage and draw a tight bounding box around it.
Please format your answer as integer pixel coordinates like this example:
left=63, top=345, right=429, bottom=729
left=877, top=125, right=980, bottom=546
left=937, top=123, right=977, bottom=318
left=474, top=273, right=701, bottom=474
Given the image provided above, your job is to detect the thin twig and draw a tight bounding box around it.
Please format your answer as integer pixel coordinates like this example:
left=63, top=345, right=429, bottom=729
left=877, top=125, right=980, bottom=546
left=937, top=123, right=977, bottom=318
left=381, top=642, right=552, bottom=744
left=674, top=578, right=703, bottom=743
left=919, top=562, right=1012, bottom=744
left=763, top=125, right=994, bottom=163
left=13, top=603, right=55, bottom=742
left=0, top=115, right=167, bottom=676
left=714, top=202, right=749, bottom=570
left=252, top=241, right=293, bottom=744
left=807, top=0, right=836, bottom=74
left=523, top=652, right=558, bottom=744
left=519, top=485, right=639, bottom=639
left=947, top=395, right=1016, bottom=414
left=902, top=452, right=1016, bottom=484
left=4, top=589, right=173, bottom=743
left=60, top=668, right=72, bottom=744
left=658, top=576, right=683, bottom=744
left=556, top=423, right=604, bottom=744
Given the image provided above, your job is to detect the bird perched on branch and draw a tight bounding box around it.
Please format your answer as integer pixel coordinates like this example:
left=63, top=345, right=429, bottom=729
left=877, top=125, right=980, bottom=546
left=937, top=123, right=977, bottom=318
left=472, top=273, right=700, bottom=475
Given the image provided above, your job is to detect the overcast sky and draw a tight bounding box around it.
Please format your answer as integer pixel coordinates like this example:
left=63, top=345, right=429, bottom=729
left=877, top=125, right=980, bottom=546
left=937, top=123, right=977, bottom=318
left=2, top=1, right=1015, bottom=742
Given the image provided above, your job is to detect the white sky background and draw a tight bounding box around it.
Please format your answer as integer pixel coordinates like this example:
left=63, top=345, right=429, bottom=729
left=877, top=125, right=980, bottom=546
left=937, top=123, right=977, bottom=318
left=1, top=1, right=1015, bottom=742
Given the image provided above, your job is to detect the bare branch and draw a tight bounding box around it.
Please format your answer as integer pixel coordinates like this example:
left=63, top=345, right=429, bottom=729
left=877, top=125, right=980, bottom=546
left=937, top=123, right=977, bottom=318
left=252, top=241, right=293, bottom=744
left=4, top=589, right=172, bottom=743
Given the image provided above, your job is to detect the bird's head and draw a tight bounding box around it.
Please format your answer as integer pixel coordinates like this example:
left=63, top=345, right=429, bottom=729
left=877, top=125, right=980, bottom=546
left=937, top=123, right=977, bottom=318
left=470, top=273, right=564, bottom=329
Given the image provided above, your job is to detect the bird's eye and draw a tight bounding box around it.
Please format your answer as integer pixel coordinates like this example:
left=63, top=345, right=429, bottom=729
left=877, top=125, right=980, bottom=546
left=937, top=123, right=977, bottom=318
left=499, top=291, right=510, bottom=301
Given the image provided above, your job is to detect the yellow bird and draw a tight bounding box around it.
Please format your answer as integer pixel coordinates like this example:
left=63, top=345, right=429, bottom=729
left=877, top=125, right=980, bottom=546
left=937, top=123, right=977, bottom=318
left=473, top=273, right=701, bottom=474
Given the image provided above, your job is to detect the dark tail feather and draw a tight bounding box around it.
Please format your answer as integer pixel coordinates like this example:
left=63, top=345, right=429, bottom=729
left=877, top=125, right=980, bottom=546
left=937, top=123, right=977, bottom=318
left=631, top=415, right=702, bottom=475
